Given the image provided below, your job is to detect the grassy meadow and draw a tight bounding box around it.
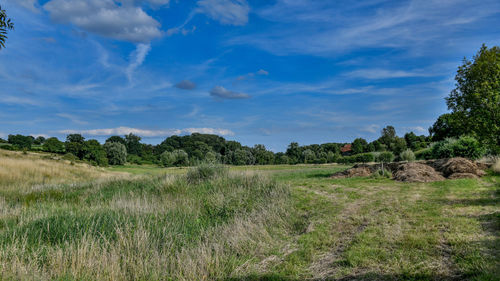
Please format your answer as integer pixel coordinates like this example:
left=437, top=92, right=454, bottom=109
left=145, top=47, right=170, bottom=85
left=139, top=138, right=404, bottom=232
left=0, top=150, right=498, bottom=280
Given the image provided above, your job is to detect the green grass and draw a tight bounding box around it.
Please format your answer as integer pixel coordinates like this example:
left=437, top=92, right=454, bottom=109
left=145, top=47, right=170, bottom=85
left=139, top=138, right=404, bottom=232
left=0, top=158, right=498, bottom=280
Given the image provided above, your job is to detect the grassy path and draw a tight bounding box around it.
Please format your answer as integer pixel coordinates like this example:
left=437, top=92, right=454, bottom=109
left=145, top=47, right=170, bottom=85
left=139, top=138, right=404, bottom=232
left=235, top=166, right=500, bottom=280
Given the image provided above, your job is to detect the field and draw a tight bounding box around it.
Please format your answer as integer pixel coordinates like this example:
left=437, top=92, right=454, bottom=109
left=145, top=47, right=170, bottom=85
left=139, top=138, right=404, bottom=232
left=0, top=150, right=498, bottom=280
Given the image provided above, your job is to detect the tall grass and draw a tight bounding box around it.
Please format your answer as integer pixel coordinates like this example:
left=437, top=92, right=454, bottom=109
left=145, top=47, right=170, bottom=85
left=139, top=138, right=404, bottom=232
left=492, top=157, right=500, bottom=174
left=0, top=162, right=291, bottom=280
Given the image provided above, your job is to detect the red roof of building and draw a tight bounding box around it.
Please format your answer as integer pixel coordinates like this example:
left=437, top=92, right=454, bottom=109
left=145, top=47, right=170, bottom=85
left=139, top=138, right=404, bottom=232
left=340, top=144, right=352, bottom=153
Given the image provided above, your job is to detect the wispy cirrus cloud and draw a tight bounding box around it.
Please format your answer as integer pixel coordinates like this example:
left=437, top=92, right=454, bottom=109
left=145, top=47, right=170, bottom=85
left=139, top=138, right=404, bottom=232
left=58, top=126, right=234, bottom=137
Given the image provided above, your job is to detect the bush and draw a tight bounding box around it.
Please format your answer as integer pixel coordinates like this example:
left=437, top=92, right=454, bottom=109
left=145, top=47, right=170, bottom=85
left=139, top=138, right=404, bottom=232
left=42, top=137, right=65, bottom=153
left=400, top=149, right=416, bottom=162
left=186, top=163, right=228, bottom=183
left=0, top=143, right=14, bottom=151
left=160, top=149, right=189, bottom=167
left=354, top=153, right=375, bottom=163
left=370, top=169, right=392, bottom=179
left=377, top=151, right=394, bottom=163
left=415, top=148, right=432, bottom=160
left=127, top=154, right=143, bottom=165
left=104, top=142, right=127, bottom=165
left=431, top=136, right=484, bottom=159
left=62, top=153, right=77, bottom=161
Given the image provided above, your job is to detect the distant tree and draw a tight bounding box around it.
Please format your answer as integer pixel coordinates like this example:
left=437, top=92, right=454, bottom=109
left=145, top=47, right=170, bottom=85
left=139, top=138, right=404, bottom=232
left=234, top=149, right=255, bottom=165
left=327, top=151, right=339, bottom=163
left=160, top=149, right=189, bottom=167
left=105, top=136, right=126, bottom=145
left=0, top=138, right=6, bottom=143
left=390, top=137, right=407, bottom=155
left=286, top=142, right=301, bottom=164
left=34, top=136, right=46, bottom=145
left=104, top=142, right=127, bottom=165
left=8, top=134, right=33, bottom=149
left=446, top=44, right=500, bottom=153
left=302, top=149, right=316, bottom=164
left=66, top=134, right=85, bottom=144
left=65, top=134, right=85, bottom=159
left=82, top=140, right=108, bottom=166
left=125, top=133, right=142, bottom=155
left=42, top=137, right=65, bottom=153
left=351, top=138, right=368, bottom=154
left=0, top=5, right=14, bottom=50
left=379, top=126, right=396, bottom=146
left=253, top=144, right=274, bottom=165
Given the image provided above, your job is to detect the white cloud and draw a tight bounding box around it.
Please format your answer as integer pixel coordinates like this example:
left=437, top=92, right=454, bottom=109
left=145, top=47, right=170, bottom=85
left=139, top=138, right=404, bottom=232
left=229, top=0, right=500, bottom=57
left=58, top=126, right=234, bottom=137
left=56, top=113, right=89, bottom=125
left=126, top=43, right=151, bottom=82
left=6, top=0, right=40, bottom=13
left=345, top=69, right=432, bottom=80
left=43, top=0, right=163, bottom=43
left=0, top=96, right=38, bottom=106
left=236, top=69, right=269, bottom=81
left=209, top=86, right=250, bottom=99
left=196, top=0, right=250, bottom=26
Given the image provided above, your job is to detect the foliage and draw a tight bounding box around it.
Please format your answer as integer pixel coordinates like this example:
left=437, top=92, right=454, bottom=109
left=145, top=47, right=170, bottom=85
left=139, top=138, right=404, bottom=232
left=127, top=154, right=142, bottom=165
left=429, top=113, right=467, bottom=141
left=125, top=133, right=142, bottom=156
left=352, top=138, right=368, bottom=154
left=337, top=153, right=374, bottom=164
left=62, top=153, right=77, bottom=161
left=42, top=137, right=65, bottom=153
left=378, top=151, right=395, bottom=163
left=445, top=44, right=500, bottom=153
left=8, top=134, right=33, bottom=150
left=370, top=169, right=392, bottom=179
left=82, top=140, right=108, bottom=166
left=415, top=148, right=433, bottom=160
left=0, top=5, right=14, bottom=49
left=34, top=136, right=46, bottom=145
left=105, top=136, right=126, bottom=145
left=431, top=136, right=485, bottom=159
left=400, top=149, right=416, bottom=162
left=302, top=149, right=316, bottom=164
left=233, top=149, right=255, bottom=165
left=104, top=142, right=127, bottom=165
left=160, top=149, right=189, bottom=167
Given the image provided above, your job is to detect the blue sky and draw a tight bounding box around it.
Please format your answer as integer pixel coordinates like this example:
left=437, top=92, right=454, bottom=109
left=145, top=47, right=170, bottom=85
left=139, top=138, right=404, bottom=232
left=1, top=0, right=499, bottom=151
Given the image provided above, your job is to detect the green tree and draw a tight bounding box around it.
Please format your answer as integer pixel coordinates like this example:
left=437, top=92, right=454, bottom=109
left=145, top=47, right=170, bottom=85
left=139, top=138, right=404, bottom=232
left=105, top=136, right=126, bottom=145
left=302, top=149, right=316, bottom=164
left=286, top=142, right=301, bottom=164
left=429, top=113, right=466, bottom=141
left=351, top=138, right=368, bottom=154
left=66, top=134, right=85, bottom=144
left=42, top=137, right=65, bottom=153
left=8, top=134, right=33, bottom=150
left=34, top=136, right=46, bottom=145
left=446, top=44, right=500, bottom=153
left=125, top=133, right=142, bottom=155
left=379, top=126, right=396, bottom=146
left=378, top=151, right=394, bottom=174
left=65, top=134, right=85, bottom=159
left=104, top=142, right=127, bottom=165
left=82, top=140, right=108, bottom=166
left=0, top=5, right=14, bottom=50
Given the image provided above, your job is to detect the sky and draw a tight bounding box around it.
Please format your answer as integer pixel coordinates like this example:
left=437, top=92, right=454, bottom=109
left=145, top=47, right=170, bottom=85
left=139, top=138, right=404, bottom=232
left=0, top=0, right=499, bottom=152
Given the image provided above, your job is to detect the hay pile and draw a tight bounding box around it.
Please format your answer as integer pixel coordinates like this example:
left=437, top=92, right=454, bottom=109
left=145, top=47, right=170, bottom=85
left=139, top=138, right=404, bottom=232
left=330, top=167, right=372, bottom=178
left=393, top=162, right=445, bottom=183
left=330, top=157, right=488, bottom=182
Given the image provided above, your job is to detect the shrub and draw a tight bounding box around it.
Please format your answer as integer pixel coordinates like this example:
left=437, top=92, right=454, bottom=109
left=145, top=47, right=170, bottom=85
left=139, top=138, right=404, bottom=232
left=0, top=143, right=14, bottom=151
left=377, top=151, right=395, bottom=163
left=104, top=142, right=127, bottom=165
left=160, top=149, right=189, bottom=167
left=400, top=149, right=416, bottom=162
left=186, top=163, right=228, bottom=183
left=62, top=153, right=77, bottom=161
left=431, top=136, right=484, bottom=159
left=354, top=153, right=375, bottom=163
left=127, top=154, right=143, bottom=165
left=42, top=137, right=65, bottom=153
left=370, top=169, right=392, bottom=179
left=415, top=148, right=432, bottom=160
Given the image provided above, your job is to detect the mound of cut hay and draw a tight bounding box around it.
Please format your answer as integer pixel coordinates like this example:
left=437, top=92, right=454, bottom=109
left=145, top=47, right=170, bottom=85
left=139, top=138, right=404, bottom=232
left=447, top=173, right=479, bottom=179
left=393, top=162, right=445, bottom=183
left=330, top=167, right=372, bottom=178
left=438, top=157, right=486, bottom=178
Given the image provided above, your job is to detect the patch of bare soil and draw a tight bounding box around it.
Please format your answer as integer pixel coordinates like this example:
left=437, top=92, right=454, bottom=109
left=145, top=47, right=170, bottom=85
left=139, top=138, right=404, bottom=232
left=393, top=162, right=445, bottom=183
left=447, top=173, right=479, bottom=179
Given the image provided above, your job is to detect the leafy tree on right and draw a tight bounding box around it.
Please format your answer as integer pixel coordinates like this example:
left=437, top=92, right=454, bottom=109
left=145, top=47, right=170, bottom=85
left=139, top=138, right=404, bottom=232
left=436, top=44, right=499, bottom=153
